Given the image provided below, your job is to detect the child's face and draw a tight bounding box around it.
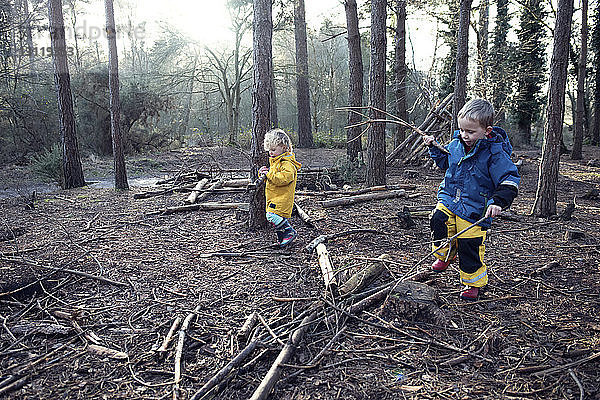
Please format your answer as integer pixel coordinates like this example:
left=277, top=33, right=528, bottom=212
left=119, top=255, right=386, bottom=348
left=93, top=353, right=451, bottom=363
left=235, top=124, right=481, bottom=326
left=458, top=117, right=491, bottom=147
left=268, top=144, right=287, bottom=157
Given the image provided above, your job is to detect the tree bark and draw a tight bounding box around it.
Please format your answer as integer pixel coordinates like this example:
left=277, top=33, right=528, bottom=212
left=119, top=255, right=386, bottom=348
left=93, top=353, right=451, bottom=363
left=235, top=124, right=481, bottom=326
left=249, top=0, right=272, bottom=230
left=593, top=0, right=600, bottom=146
left=344, top=0, right=363, bottom=161
left=294, top=0, right=313, bottom=147
left=531, top=0, right=574, bottom=217
left=105, top=0, right=128, bottom=190
left=452, top=0, right=472, bottom=133
left=489, top=0, right=509, bottom=126
left=572, top=0, right=587, bottom=160
left=475, top=0, right=489, bottom=98
left=394, top=0, right=408, bottom=147
left=48, top=0, right=85, bottom=189
left=367, top=0, right=387, bottom=187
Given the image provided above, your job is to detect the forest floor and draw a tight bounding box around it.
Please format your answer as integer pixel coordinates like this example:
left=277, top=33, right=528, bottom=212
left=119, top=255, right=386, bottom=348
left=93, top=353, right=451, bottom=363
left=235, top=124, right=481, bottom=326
left=1, top=145, right=599, bottom=400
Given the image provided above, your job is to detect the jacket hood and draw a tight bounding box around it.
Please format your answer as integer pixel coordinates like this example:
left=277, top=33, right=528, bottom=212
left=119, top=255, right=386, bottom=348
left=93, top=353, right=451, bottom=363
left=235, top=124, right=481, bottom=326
left=453, top=126, right=513, bottom=156
left=271, top=152, right=302, bottom=169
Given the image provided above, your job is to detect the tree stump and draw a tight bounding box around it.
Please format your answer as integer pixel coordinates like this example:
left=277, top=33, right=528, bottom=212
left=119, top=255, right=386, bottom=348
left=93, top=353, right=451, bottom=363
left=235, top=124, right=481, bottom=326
left=377, top=281, right=445, bottom=325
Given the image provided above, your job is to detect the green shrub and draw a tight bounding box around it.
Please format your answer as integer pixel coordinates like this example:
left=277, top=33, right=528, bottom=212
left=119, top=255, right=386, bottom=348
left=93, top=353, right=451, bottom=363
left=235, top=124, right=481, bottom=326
left=334, top=156, right=365, bottom=185
left=30, top=143, right=63, bottom=184
left=313, top=130, right=347, bottom=149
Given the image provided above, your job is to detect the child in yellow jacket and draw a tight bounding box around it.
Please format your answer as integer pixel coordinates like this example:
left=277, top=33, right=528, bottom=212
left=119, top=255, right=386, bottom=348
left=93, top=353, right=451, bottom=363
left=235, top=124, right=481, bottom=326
left=259, top=129, right=302, bottom=247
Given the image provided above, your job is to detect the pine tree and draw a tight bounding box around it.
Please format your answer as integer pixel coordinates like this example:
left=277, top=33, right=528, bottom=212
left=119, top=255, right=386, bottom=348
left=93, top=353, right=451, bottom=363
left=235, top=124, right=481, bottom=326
left=438, top=0, right=459, bottom=99
left=591, top=0, right=600, bottom=146
left=488, top=0, right=511, bottom=125
left=513, top=0, right=546, bottom=146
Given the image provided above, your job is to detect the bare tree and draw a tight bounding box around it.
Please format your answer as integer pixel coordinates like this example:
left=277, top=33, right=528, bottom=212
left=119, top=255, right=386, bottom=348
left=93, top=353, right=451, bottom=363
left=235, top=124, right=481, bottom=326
left=249, top=0, right=272, bottom=229
left=344, top=0, right=363, bottom=162
left=366, top=0, right=386, bottom=186
left=48, top=0, right=85, bottom=189
left=531, top=0, right=574, bottom=217
left=294, top=0, right=313, bottom=147
left=105, top=0, right=128, bottom=190
left=452, top=0, right=473, bottom=132
left=572, top=0, right=588, bottom=160
left=394, top=0, right=408, bottom=146
left=207, top=1, right=252, bottom=145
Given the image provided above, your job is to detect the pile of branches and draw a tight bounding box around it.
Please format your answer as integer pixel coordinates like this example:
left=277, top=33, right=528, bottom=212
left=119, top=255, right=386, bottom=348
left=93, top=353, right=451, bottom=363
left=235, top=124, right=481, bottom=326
left=385, top=93, right=453, bottom=167
left=180, top=241, right=443, bottom=400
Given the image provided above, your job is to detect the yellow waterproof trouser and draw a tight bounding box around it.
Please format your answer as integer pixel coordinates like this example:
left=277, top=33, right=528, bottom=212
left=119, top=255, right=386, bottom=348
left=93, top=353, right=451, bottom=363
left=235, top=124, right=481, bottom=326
left=430, top=203, right=488, bottom=287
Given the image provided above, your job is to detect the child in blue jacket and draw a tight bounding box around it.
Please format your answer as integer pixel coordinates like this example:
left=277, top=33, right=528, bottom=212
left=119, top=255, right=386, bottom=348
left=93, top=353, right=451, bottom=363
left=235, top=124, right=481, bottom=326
left=423, top=99, right=520, bottom=300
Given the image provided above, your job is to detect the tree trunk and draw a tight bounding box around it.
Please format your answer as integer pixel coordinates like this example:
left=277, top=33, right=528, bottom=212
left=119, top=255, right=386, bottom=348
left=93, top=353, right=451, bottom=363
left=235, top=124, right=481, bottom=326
left=394, top=0, right=408, bottom=147
left=476, top=0, right=489, bottom=98
left=294, top=0, right=313, bottom=147
left=490, top=0, right=509, bottom=126
left=366, top=0, right=386, bottom=187
left=344, top=0, right=363, bottom=162
left=572, top=0, right=587, bottom=160
left=105, top=0, right=128, bottom=190
left=249, top=0, right=272, bottom=230
left=48, top=0, right=85, bottom=189
left=23, top=0, right=35, bottom=66
left=271, top=65, right=278, bottom=128
left=181, top=55, right=197, bottom=142
left=452, top=0, right=472, bottom=133
left=531, top=0, right=574, bottom=217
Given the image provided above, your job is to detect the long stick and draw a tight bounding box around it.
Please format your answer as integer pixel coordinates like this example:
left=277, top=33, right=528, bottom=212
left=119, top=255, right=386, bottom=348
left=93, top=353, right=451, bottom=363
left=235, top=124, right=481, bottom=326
left=338, top=106, right=449, bottom=154
left=249, top=311, right=318, bottom=400
left=189, top=335, right=261, bottom=400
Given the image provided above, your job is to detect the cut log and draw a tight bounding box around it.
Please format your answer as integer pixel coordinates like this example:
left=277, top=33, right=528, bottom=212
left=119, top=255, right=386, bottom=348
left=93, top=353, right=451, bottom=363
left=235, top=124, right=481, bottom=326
left=194, top=179, right=224, bottom=203
left=133, top=183, right=196, bottom=199
left=320, top=190, right=405, bottom=208
left=377, top=281, right=444, bottom=325
left=185, top=178, right=210, bottom=204
left=315, top=243, right=337, bottom=290
left=339, top=254, right=388, bottom=296
left=148, top=202, right=248, bottom=216
left=223, top=178, right=251, bottom=187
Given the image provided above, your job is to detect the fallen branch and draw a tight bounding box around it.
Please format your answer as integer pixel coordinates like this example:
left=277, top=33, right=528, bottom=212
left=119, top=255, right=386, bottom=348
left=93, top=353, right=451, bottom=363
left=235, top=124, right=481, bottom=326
left=315, top=243, right=337, bottom=290
left=249, top=311, right=319, bottom=400
left=156, top=317, right=182, bottom=354
left=305, top=229, right=383, bottom=253
left=294, top=202, right=314, bottom=228
left=533, top=352, right=600, bottom=378
left=173, top=307, right=200, bottom=400
left=320, top=190, right=405, bottom=208
left=2, top=256, right=128, bottom=287
left=189, top=333, right=261, bottom=400
left=185, top=178, right=210, bottom=204
left=148, top=202, right=248, bottom=216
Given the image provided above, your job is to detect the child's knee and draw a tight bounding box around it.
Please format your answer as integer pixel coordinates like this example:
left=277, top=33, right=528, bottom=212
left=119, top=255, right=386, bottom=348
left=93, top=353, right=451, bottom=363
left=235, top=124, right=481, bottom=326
left=430, top=209, right=449, bottom=239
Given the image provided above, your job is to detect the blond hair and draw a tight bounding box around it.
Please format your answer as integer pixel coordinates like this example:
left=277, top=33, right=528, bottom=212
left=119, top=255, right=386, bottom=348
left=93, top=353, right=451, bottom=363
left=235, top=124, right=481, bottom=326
left=263, top=129, right=293, bottom=152
left=458, top=99, right=494, bottom=129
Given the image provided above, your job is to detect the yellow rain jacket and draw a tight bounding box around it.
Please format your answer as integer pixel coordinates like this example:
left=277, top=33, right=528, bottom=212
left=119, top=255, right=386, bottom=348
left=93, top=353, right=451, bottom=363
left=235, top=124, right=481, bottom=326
left=265, top=152, right=301, bottom=218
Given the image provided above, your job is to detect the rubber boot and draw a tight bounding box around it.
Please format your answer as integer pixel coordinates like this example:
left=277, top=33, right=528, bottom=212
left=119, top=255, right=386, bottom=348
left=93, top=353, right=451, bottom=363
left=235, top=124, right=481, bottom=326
left=279, top=219, right=297, bottom=247
left=273, top=221, right=285, bottom=246
left=459, top=286, right=480, bottom=301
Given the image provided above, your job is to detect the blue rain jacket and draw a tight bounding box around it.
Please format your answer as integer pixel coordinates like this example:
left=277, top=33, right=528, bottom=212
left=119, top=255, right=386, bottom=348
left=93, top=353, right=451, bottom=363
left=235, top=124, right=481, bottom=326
left=429, top=127, right=520, bottom=228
